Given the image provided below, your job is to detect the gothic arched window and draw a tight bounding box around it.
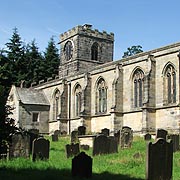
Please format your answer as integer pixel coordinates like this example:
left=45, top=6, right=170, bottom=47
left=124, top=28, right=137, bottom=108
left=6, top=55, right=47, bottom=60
left=96, top=78, right=107, bottom=113
left=163, top=64, right=176, bottom=104
left=133, top=69, right=144, bottom=108
left=91, top=42, right=98, bottom=60
left=74, top=84, right=82, bottom=117
left=53, top=89, right=60, bottom=121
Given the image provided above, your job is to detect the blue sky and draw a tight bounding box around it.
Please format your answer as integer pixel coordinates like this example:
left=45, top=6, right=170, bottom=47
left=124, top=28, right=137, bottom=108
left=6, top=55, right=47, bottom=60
left=1, top=0, right=180, bottom=60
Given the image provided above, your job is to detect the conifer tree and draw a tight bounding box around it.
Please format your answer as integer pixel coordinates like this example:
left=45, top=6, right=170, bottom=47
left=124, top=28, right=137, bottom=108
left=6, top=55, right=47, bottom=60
left=44, top=36, right=59, bottom=78
left=5, top=27, right=27, bottom=86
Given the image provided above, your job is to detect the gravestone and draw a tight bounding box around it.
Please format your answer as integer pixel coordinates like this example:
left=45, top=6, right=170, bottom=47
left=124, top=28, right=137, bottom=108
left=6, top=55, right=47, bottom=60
left=80, top=144, right=90, bottom=151
left=32, top=137, right=50, bottom=161
left=66, top=143, right=80, bottom=158
left=120, top=126, right=133, bottom=148
left=156, top=129, right=168, bottom=139
left=114, top=130, right=120, bottom=144
left=108, top=136, right=118, bottom=154
left=101, top=128, right=110, bottom=136
left=93, top=135, right=109, bottom=156
left=93, top=135, right=118, bottom=156
left=52, top=134, right=58, bottom=142
left=72, top=152, right=92, bottom=178
left=28, top=129, right=39, bottom=152
left=78, top=126, right=86, bottom=135
left=144, top=133, right=152, bottom=141
left=167, top=134, right=179, bottom=152
left=146, top=138, right=173, bottom=180
left=0, top=143, right=8, bottom=159
left=54, top=130, right=61, bottom=136
left=71, top=130, right=79, bottom=143
left=9, top=132, right=30, bottom=159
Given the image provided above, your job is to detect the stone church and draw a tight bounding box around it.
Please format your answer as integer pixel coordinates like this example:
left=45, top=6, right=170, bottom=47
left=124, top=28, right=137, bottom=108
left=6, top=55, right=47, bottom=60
left=7, top=24, right=180, bottom=135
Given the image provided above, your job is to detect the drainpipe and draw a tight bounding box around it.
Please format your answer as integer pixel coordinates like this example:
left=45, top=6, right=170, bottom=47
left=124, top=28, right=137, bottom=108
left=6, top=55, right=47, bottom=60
left=68, top=82, right=71, bottom=134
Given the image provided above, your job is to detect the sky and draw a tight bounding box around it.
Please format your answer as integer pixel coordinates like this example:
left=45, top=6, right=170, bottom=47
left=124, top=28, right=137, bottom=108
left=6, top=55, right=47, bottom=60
left=1, top=0, right=180, bottom=60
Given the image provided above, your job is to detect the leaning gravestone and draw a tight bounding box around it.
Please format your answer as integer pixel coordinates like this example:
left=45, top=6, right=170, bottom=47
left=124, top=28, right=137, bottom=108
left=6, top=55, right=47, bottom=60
left=71, top=130, right=79, bottom=143
left=101, top=128, right=110, bottom=136
left=156, top=129, right=168, bottom=139
left=120, top=126, right=133, bottom=148
left=72, top=152, right=92, bottom=178
left=32, top=137, right=50, bottom=161
left=108, top=136, right=118, bottom=154
left=66, top=143, right=80, bottom=158
left=146, top=138, right=173, bottom=180
left=9, top=132, right=30, bottom=159
left=78, top=126, right=86, bottom=135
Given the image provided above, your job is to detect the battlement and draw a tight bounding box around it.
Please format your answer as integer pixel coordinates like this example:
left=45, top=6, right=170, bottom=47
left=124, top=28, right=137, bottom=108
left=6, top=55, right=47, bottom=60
left=60, top=24, right=114, bottom=43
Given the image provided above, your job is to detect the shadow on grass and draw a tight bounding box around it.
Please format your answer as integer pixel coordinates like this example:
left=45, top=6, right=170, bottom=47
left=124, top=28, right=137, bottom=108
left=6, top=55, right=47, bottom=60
left=0, top=167, right=144, bottom=180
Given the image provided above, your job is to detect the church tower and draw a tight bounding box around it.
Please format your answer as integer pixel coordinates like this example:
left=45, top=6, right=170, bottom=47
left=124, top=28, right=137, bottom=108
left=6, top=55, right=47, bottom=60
left=58, top=24, right=114, bottom=78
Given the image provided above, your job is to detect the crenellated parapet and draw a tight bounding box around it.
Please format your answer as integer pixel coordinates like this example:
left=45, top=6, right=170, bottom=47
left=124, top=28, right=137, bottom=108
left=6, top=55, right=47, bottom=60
left=60, top=24, right=114, bottom=43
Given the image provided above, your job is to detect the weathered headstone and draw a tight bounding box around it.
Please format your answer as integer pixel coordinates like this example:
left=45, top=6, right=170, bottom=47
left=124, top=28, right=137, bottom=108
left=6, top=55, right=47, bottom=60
left=32, top=137, right=50, bottom=161
left=28, top=129, right=39, bottom=152
left=72, top=152, right=92, bottom=178
left=120, top=126, right=133, bottom=148
left=9, top=132, right=30, bottom=159
left=80, top=144, right=90, bottom=151
left=101, top=128, right=110, bottom=136
left=167, top=134, right=179, bottom=152
left=156, top=129, right=168, bottom=139
left=144, top=133, right=152, bottom=141
left=71, top=130, right=79, bottom=143
left=93, top=135, right=109, bottom=156
left=54, top=130, right=61, bottom=136
left=108, top=136, right=118, bottom=154
left=78, top=126, right=86, bottom=135
left=52, top=134, right=58, bottom=142
left=146, top=138, right=173, bottom=180
left=66, top=143, right=80, bottom=158
left=114, top=130, right=120, bottom=144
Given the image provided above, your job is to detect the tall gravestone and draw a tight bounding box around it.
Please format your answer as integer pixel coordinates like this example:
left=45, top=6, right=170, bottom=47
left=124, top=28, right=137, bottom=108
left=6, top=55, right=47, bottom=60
left=114, top=130, right=120, bottom=144
left=72, top=152, right=92, bottom=178
left=146, top=138, right=173, bottom=180
left=28, top=129, right=39, bottom=152
left=32, top=137, right=50, bottom=161
left=9, top=132, right=30, bottom=159
left=120, top=126, right=133, bottom=148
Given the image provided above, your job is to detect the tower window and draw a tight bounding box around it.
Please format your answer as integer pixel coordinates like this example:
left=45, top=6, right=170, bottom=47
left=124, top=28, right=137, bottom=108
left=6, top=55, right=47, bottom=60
left=91, top=42, right=98, bottom=60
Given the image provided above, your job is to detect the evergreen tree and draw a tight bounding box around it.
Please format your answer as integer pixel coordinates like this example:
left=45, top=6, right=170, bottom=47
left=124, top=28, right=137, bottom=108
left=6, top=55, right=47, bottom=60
left=25, top=39, right=44, bottom=86
left=5, top=27, right=27, bottom=86
left=122, top=45, right=143, bottom=58
left=44, top=37, right=59, bottom=78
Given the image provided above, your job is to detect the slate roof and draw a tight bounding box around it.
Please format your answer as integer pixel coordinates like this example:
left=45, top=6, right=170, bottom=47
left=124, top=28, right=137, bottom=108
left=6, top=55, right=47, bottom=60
left=16, top=87, right=50, bottom=106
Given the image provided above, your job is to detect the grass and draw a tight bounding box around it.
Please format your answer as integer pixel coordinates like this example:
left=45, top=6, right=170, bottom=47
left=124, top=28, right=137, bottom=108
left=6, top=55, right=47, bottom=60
left=0, top=136, right=180, bottom=180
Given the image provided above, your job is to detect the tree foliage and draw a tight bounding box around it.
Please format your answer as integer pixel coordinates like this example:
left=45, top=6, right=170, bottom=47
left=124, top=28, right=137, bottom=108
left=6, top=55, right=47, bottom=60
left=122, top=45, right=143, bottom=58
left=0, top=28, right=60, bottom=144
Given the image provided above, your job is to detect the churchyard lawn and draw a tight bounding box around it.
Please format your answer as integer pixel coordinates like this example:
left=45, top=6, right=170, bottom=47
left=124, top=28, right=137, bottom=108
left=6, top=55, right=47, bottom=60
left=0, top=136, right=180, bottom=180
